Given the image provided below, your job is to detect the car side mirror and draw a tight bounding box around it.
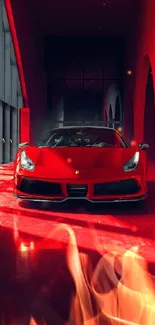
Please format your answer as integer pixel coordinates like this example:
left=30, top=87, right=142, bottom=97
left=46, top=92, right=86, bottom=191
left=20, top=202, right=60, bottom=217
left=18, top=142, right=29, bottom=148
left=138, top=143, right=149, bottom=150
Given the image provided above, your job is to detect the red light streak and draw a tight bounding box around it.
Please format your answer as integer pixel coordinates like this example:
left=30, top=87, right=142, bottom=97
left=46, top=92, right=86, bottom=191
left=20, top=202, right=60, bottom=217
left=0, top=210, right=154, bottom=255
left=5, top=0, right=28, bottom=107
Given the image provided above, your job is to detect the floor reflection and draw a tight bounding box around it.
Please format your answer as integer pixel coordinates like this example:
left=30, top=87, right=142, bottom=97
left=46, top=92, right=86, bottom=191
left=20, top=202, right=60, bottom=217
left=0, top=163, right=155, bottom=324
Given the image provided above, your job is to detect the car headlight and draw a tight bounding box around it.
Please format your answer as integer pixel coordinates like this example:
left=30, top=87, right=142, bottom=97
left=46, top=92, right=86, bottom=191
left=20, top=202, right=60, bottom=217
left=20, top=150, right=35, bottom=171
left=123, top=152, right=140, bottom=172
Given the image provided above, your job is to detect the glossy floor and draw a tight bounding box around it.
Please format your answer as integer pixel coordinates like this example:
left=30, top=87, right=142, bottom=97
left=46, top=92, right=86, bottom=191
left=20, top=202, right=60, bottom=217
left=0, top=163, right=155, bottom=324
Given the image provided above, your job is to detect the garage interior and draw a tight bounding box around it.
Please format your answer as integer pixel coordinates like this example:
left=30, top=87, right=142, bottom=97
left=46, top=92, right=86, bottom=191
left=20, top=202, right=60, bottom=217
left=7, top=0, right=143, bottom=145
left=0, top=0, right=155, bottom=324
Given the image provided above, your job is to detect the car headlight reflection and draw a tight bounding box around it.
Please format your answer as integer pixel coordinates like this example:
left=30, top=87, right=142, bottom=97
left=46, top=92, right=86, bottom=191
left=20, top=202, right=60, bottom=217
left=21, top=150, right=35, bottom=171
left=123, top=152, right=140, bottom=172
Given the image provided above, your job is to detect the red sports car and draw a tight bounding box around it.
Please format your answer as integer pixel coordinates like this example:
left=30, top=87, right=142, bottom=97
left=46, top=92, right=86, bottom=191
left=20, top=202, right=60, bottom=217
left=14, top=126, right=149, bottom=203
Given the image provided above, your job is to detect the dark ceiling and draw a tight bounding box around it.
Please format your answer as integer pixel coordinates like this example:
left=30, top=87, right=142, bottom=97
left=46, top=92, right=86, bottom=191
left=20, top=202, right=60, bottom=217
left=32, top=0, right=140, bottom=36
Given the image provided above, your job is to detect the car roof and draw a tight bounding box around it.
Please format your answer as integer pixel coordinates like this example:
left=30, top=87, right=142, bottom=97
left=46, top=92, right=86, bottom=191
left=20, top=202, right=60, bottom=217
left=48, top=126, right=127, bottom=143
left=38, top=125, right=129, bottom=147
left=49, top=126, right=124, bottom=138
left=51, top=125, right=116, bottom=132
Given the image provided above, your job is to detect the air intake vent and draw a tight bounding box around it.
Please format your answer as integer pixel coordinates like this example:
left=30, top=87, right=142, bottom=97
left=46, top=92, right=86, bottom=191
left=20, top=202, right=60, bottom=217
left=94, top=180, right=139, bottom=196
left=67, top=184, right=88, bottom=197
left=18, top=178, right=62, bottom=196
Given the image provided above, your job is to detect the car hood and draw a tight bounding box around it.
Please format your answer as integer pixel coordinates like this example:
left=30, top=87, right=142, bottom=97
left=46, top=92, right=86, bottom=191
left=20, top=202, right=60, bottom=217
left=24, top=146, right=139, bottom=170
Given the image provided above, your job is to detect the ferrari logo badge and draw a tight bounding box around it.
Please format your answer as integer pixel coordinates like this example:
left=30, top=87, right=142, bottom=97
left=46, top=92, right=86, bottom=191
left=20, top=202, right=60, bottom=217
left=75, top=170, right=80, bottom=175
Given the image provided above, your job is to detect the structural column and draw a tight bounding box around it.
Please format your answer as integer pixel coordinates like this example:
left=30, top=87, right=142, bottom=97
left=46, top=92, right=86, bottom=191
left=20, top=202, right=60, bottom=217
left=4, top=31, right=11, bottom=104
left=11, top=64, right=18, bottom=107
left=3, top=104, right=10, bottom=163
left=11, top=107, right=18, bottom=161
left=0, top=1, right=24, bottom=164
left=19, top=108, right=30, bottom=144
left=17, top=78, right=23, bottom=108
left=0, top=2, right=4, bottom=102
left=0, top=102, right=3, bottom=164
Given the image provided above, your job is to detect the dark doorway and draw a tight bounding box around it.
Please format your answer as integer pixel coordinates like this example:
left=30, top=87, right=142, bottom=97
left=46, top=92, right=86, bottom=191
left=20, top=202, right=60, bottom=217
left=64, top=90, right=102, bottom=122
left=44, top=36, right=124, bottom=124
left=144, top=68, right=155, bottom=161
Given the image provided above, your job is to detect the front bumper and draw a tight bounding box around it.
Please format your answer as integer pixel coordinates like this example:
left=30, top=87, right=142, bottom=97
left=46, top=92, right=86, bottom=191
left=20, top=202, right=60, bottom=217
left=14, top=193, right=147, bottom=203
left=14, top=174, right=147, bottom=203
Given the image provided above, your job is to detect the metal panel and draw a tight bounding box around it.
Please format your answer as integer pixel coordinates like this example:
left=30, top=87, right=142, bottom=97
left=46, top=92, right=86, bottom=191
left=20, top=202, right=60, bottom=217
left=3, top=104, right=10, bottom=163
left=0, top=1, right=24, bottom=163
left=0, top=4, right=5, bottom=101
left=17, top=77, right=22, bottom=96
left=17, top=95, right=23, bottom=108
left=10, top=107, right=18, bottom=161
left=4, top=31, right=11, bottom=105
left=0, top=101, right=3, bottom=163
left=11, top=64, right=18, bottom=108
left=10, top=39, right=16, bottom=65
left=2, top=1, right=9, bottom=32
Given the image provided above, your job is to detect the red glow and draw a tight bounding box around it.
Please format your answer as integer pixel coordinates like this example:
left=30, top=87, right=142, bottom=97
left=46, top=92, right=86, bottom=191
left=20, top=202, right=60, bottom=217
left=30, top=241, right=35, bottom=250
left=127, top=70, right=132, bottom=75
left=19, top=241, right=35, bottom=252
left=19, top=107, right=30, bottom=143
left=132, top=225, right=138, bottom=232
left=0, top=202, right=154, bottom=256
left=0, top=163, right=155, bottom=267
left=67, top=157, right=72, bottom=163
left=20, top=242, right=28, bottom=252
left=5, top=0, right=28, bottom=107
left=117, top=127, right=122, bottom=132
left=130, top=140, right=137, bottom=147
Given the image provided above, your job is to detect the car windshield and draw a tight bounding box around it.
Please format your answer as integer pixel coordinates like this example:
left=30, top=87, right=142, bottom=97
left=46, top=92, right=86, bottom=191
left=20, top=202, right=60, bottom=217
left=38, top=127, right=128, bottom=148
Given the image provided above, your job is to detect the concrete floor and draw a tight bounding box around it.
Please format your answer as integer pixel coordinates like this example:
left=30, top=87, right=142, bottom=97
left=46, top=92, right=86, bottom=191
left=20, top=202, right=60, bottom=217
left=0, top=163, right=155, bottom=324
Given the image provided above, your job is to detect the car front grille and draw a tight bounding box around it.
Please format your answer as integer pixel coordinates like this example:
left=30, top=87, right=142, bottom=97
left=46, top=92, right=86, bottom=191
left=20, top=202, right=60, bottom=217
left=67, top=184, right=88, bottom=197
left=17, top=178, right=62, bottom=196
left=94, top=179, right=139, bottom=196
